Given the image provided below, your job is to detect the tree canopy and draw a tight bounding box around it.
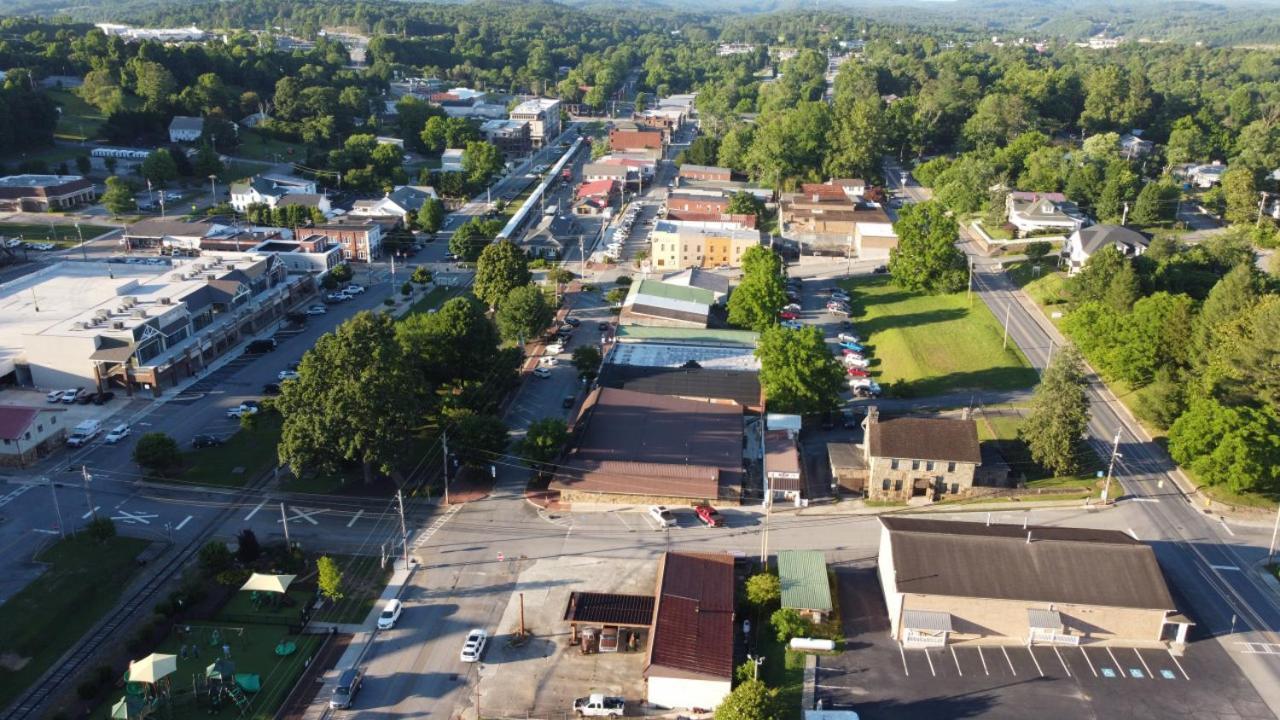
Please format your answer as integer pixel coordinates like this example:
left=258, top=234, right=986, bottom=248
left=888, top=201, right=966, bottom=294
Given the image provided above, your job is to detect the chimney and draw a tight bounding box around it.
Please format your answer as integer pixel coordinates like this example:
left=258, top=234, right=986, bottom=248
left=866, top=405, right=879, bottom=425
left=961, top=406, right=971, bottom=421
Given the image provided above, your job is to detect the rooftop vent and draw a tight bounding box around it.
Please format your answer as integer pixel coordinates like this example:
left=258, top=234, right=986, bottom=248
left=132, top=308, right=147, bottom=318
left=112, top=320, right=125, bottom=330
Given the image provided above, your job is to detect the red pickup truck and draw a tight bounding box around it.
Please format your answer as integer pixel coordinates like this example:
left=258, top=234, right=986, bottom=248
left=695, top=504, right=724, bottom=527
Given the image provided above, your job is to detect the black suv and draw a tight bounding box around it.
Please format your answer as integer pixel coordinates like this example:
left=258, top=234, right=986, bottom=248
left=246, top=338, right=277, bottom=354
left=192, top=434, right=223, bottom=448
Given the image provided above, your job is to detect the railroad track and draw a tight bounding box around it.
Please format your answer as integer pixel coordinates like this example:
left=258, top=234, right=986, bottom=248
left=1, top=475, right=272, bottom=720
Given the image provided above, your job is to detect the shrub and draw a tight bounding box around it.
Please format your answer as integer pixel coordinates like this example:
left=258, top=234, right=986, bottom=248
left=770, top=607, right=813, bottom=643
left=615, top=275, right=632, bottom=286
left=198, top=541, right=233, bottom=576
left=745, top=573, right=781, bottom=607
left=84, top=516, right=117, bottom=542
left=215, top=568, right=251, bottom=587
left=236, top=529, right=261, bottom=563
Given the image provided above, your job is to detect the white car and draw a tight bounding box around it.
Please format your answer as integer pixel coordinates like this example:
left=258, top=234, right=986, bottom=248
left=843, top=355, right=870, bottom=368
left=849, top=378, right=882, bottom=392
left=648, top=505, right=676, bottom=528
left=783, top=303, right=802, bottom=313
left=227, top=401, right=260, bottom=418
left=539, top=356, right=559, bottom=366
left=837, top=332, right=861, bottom=344
left=460, top=628, right=487, bottom=662
left=533, top=367, right=552, bottom=379
left=46, top=389, right=63, bottom=403
left=343, top=284, right=365, bottom=296
left=278, top=370, right=300, bottom=381
left=545, top=343, right=564, bottom=355
left=103, top=424, right=131, bottom=444
left=305, top=305, right=327, bottom=316
left=377, top=599, right=403, bottom=630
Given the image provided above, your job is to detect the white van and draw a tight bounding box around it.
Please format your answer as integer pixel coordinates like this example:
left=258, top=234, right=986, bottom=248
left=66, top=420, right=102, bottom=448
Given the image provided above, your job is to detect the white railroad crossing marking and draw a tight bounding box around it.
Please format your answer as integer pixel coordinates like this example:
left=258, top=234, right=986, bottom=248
left=278, top=506, right=325, bottom=525
left=411, top=504, right=461, bottom=550
left=113, top=510, right=158, bottom=525
left=1236, top=642, right=1280, bottom=655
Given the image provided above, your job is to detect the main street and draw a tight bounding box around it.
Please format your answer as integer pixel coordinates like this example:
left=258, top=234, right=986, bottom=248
left=883, top=160, right=1280, bottom=714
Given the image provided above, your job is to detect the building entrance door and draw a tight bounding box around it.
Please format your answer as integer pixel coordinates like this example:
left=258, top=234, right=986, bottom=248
left=911, top=478, right=929, bottom=497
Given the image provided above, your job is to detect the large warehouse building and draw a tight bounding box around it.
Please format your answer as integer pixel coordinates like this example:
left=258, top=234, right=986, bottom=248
left=878, top=517, right=1192, bottom=649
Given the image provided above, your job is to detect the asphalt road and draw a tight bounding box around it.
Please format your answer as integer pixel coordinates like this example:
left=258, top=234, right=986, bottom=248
left=882, top=159, right=1280, bottom=715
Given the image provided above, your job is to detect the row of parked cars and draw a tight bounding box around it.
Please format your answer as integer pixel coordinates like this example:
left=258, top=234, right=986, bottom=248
left=46, top=387, right=116, bottom=405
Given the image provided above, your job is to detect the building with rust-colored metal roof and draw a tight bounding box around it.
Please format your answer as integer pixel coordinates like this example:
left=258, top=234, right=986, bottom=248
left=645, top=552, right=736, bottom=710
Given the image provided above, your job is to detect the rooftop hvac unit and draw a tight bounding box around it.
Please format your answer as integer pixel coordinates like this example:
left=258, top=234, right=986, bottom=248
left=79, top=321, right=91, bottom=330
left=94, top=309, right=110, bottom=320
left=170, top=273, right=185, bottom=282
left=132, top=309, right=147, bottom=318
left=112, top=320, right=125, bottom=330
left=116, top=306, right=128, bottom=314
left=160, top=297, right=172, bottom=305
left=124, top=296, right=137, bottom=304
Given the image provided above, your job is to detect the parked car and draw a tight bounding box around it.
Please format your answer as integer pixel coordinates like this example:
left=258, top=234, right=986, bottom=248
left=246, top=338, right=277, bottom=354
left=783, top=303, right=802, bottom=312
left=648, top=505, right=676, bottom=528
left=562, top=395, right=576, bottom=408
left=837, top=333, right=861, bottom=344
left=65, top=420, right=101, bottom=448
left=597, top=321, right=610, bottom=331
left=278, top=370, right=300, bottom=381
left=103, top=424, right=131, bottom=444
left=695, top=504, right=724, bottom=527
left=343, top=284, right=365, bottom=296
left=839, top=340, right=865, bottom=352
left=192, top=434, right=223, bottom=448
left=574, top=694, right=626, bottom=718
left=329, top=667, right=364, bottom=710
left=460, top=629, right=488, bottom=662
left=91, top=391, right=116, bottom=405
left=565, top=316, right=581, bottom=327
left=872, top=265, right=888, bottom=274
left=557, top=324, right=575, bottom=337
left=843, top=356, right=869, bottom=369
left=46, top=389, right=63, bottom=403
left=61, top=387, right=86, bottom=404
left=377, top=599, right=403, bottom=630
left=847, top=366, right=870, bottom=378
left=324, top=292, right=348, bottom=304
left=533, top=367, right=552, bottom=379
left=444, top=252, right=460, bottom=261
left=226, top=401, right=260, bottom=419
left=262, top=383, right=282, bottom=395
left=305, top=305, right=327, bottom=316
left=545, top=343, right=565, bottom=355
left=778, top=311, right=798, bottom=320
left=780, top=320, right=803, bottom=330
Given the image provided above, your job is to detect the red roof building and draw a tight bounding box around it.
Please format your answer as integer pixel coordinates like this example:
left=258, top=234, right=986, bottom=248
left=645, top=552, right=736, bottom=710
left=576, top=179, right=619, bottom=201
left=0, top=405, right=66, bottom=467
left=609, top=128, right=664, bottom=151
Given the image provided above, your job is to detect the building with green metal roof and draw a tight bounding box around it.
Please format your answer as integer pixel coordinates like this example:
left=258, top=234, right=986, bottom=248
left=778, top=550, right=833, bottom=622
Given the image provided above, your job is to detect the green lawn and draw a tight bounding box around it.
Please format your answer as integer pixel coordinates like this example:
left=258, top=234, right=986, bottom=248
left=974, top=410, right=1102, bottom=489
left=87, top=623, right=321, bottom=720
left=234, top=129, right=306, bottom=163
left=0, top=222, right=116, bottom=246
left=756, top=629, right=805, bottom=720
left=838, top=276, right=1038, bottom=397
left=47, top=89, right=108, bottom=142
left=182, top=414, right=283, bottom=488
left=1006, top=261, right=1071, bottom=308
left=407, top=285, right=456, bottom=315
left=0, top=535, right=151, bottom=708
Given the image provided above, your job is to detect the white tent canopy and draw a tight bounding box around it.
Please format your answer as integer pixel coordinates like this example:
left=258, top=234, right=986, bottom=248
left=240, top=572, right=297, bottom=594
left=129, top=652, right=177, bottom=683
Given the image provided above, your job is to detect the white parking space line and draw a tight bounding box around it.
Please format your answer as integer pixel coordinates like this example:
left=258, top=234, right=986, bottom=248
left=1106, top=646, right=1123, bottom=674
left=1026, top=646, right=1045, bottom=676
left=33, top=528, right=59, bottom=535
left=1080, top=647, right=1098, bottom=677
left=950, top=646, right=963, bottom=675
left=614, top=512, right=634, bottom=531
left=1134, top=648, right=1154, bottom=678
left=81, top=506, right=100, bottom=519
left=923, top=649, right=936, bottom=676
left=1167, top=650, right=1189, bottom=680
left=348, top=509, right=364, bottom=528
left=0, top=483, right=33, bottom=509
left=1209, top=564, right=1240, bottom=571
left=899, top=645, right=909, bottom=676
left=175, top=515, right=192, bottom=531
left=1218, top=518, right=1236, bottom=536
left=1053, top=646, right=1071, bottom=676
left=977, top=646, right=989, bottom=675
left=244, top=498, right=268, bottom=521
left=1001, top=646, right=1017, bottom=675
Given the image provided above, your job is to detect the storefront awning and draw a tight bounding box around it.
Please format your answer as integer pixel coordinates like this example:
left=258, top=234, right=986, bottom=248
left=1028, top=608, right=1063, bottom=630
left=902, top=609, right=953, bottom=633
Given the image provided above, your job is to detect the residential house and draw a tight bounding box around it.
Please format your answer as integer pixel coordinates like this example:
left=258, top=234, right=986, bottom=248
left=765, top=429, right=804, bottom=505
left=308, top=220, right=383, bottom=262
left=583, top=163, right=630, bottom=185
left=168, top=115, right=204, bottom=143
left=574, top=179, right=619, bottom=216
left=1119, top=132, right=1154, bottom=157
left=777, top=550, right=833, bottom=624
left=1062, top=224, right=1150, bottom=275
left=649, top=219, right=762, bottom=270
left=0, top=175, right=97, bottom=211
left=0, top=406, right=66, bottom=466
left=878, top=517, right=1192, bottom=648
left=551, top=387, right=746, bottom=505
left=862, top=408, right=982, bottom=501
left=441, top=149, right=465, bottom=173
left=1005, top=191, right=1087, bottom=235
left=645, top=552, right=736, bottom=710
left=229, top=175, right=318, bottom=212
left=1190, top=162, right=1227, bottom=188
left=350, top=186, right=439, bottom=223
left=509, top=98, right=562, bottom=148
left=274, top=193, right=333, bottom=218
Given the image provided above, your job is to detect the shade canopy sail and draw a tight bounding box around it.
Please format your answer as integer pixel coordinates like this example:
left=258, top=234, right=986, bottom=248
left=129, top=653, right=177, bottom=683
left=111, top=696, right=145, bottom=719
left=240, top=572, right=296, bottom=594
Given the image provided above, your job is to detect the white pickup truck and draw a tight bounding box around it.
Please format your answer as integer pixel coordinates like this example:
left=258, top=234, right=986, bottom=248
left=574, top=694, right=625, bottom=717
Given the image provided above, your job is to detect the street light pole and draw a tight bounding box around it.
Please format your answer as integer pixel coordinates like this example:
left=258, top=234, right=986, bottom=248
left=1102, top=430, right=1123, bottom=504
left=81, top=465, right=96, bottom=522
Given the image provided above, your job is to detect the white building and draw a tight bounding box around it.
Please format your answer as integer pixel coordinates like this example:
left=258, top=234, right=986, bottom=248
left=1005, top=191, right=1087, bottom=235
left=1189, top=162, right=1227, bottom=188
left=350, top=185, right=439, bottom=222
left=168, top=116, right=204, bottom=143
left=1063, top=224, right=1150, bottom=274
left=229, top=175, right=318, bottom=212
left=509, top=98, right=562, bottom=148
left=441, top=149, right=465, bottom=173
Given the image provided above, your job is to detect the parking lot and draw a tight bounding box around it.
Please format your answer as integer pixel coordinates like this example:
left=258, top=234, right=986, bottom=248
left=819, top=566, right=1275, bottom=720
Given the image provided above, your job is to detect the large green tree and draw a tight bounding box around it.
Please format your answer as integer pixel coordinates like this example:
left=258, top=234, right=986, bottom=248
left=444, top=408, right=508, bottom=467
left=887, top=201, right=966, bottom=294
left=397, top=296, right=506, bottom=390
left=1221, top=166, right=1259, bottom=226
left=714, top=680, right=779, bottom=720
left=495, top=284, right=552, bottom=343
left=728, top=246, right=787, bottom=331
left=1019, top=345, right=1091, bottom=477
left=517, top=417, right=570, bottom=471
left=101, top=177, right=136, bottom=217
left=449, top=218, right=502, bottom=262
left=133, top=432, right=181, bottom=477
left=1168, top=397, right=1280, bottom=494
left=462, top=140, right=503, bottom=185
left=276, top=312, right=420, bottom=484
left=755, top=326, right=844, bottom=415
left=141, top=149, right=178, bottom=186
left=473, top=240, right=532, bottom=309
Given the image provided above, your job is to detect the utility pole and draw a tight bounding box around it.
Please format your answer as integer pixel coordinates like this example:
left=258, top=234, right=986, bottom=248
left=1121, top=202, right=1129, bottom=226
left=966, top=260, right=973, bottom=304
left=1001, top=304, right=1011, bottom=350
left=81, top=465, right=96, bottom=521
left=442, top=430, right=451, bottom=505
left=1258, top=191, right=1271, bottom=227
left=1268, top=500, right=1280, bottom=563
left=46, top=477, right=65, bottom=538
left=396, top=490, right=410, bottom=571
left=1102, top=430, right=1123, bottom=504
left=280, top=502, right=291, bottom=546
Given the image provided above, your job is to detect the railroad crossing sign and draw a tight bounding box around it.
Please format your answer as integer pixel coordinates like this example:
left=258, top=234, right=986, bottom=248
left=112, top=510, right=158, bottom=525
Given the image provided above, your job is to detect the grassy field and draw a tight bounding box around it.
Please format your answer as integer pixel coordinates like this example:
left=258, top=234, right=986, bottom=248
left=234, top=130, right=306, bottom=163
left=1006, top=261, right=1071, bottom=308
left=0, top=535, right=151, bottom=708
left=88, top=623, right=321, bottom=720
left=838, top=276, right=1038, bottom=397
left=182, top=414, right=282, bottom=488
left=974, top=410, right=1102, bottom=489
left=0, top=222, right=116, bottom=246
left=47, top=89, right=108, bottom=142
left=407, top=285, right=457, bottom=315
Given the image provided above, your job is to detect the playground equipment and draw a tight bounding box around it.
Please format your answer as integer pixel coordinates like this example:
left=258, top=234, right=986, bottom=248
left=239, top=573, right=297, bottom=609
left=192, top=658, right=258, bottom=716
left=115, top=652, right=178, bottom=719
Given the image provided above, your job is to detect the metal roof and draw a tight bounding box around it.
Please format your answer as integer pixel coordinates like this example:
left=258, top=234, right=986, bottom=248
left=564, top=592, right=655, bottom=627
left=902, top=609, right=954, bottom=633
left=777, top=550, right=833, bottom=613
left=1028, top=608, right=1063, bottom=630
left=614, top=326, right=758, bottom=347
left=647, top=552, right=736, bottom=681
